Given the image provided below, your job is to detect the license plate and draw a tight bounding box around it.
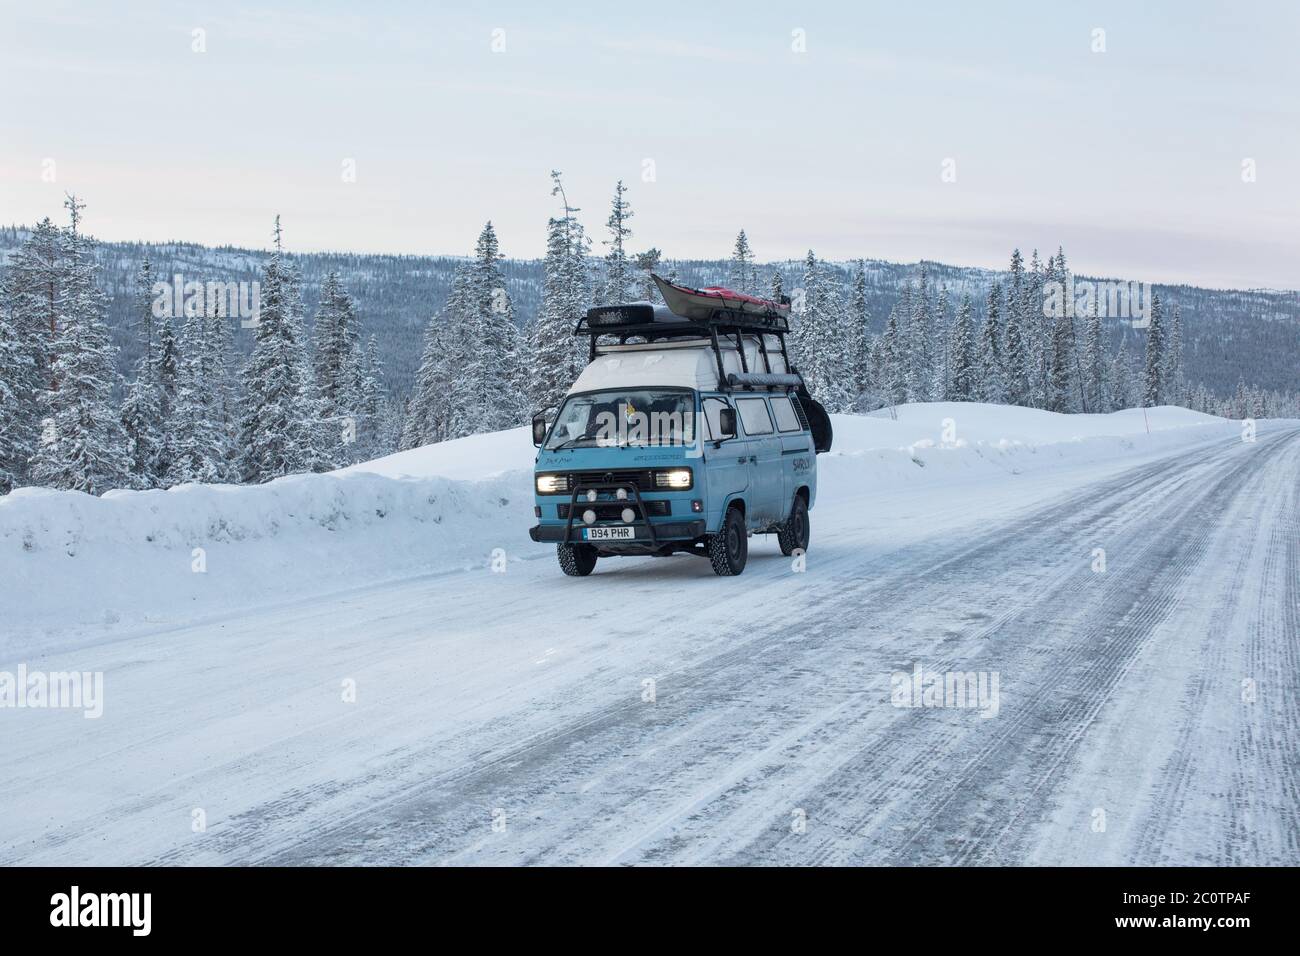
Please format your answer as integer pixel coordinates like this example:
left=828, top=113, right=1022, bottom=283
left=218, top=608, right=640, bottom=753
left=584, top=526, right=635, bottom=541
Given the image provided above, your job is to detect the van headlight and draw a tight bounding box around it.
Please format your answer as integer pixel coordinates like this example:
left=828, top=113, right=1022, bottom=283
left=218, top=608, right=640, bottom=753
left=535, top=473, right=570, bottom=495
left=653, top=468, right=693, bottom=490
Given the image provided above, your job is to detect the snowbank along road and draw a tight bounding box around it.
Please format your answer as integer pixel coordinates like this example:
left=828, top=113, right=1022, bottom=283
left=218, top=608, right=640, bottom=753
left=1, top=412, right=1297, bottom=865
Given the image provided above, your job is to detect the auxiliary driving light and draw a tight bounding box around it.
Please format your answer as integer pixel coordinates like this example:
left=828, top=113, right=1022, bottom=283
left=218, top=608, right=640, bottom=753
left=654, top=468, right=693, bottom=490
left=621, top=508, right=635, bottom=523
left=582, top=509, right=597, bottom=525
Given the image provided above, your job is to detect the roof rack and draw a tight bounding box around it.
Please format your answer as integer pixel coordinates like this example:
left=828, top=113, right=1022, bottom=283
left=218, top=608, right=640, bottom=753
left=574, top=304, right=789, bottom=339
left=574, top=302, right=799, bottom=393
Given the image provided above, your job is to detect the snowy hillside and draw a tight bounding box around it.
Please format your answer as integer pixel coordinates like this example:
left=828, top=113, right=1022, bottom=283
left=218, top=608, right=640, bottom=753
left=2, top=225, right=1298, bottom=399
left=1, top=402, right=1239, bottom=657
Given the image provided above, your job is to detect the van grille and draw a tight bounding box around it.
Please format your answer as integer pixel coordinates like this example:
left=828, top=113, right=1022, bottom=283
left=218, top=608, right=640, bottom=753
left=568, top=469, right=656, bottom=489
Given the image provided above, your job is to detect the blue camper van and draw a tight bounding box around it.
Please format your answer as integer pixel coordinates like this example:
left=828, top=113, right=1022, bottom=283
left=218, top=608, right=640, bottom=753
left=529, top=275, right=832, bottom=577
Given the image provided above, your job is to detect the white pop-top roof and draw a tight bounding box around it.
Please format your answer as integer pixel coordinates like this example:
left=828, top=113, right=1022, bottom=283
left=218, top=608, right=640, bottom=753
left=567, top=336, right=789, bottom=394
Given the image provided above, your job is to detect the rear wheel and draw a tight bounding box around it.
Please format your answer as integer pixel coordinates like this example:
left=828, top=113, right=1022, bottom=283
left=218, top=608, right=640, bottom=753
left=557, top=543, right=598, bottom=576
left=707, top=506, right=748, bottom=576
left=778, top=494, right=810, bottom=556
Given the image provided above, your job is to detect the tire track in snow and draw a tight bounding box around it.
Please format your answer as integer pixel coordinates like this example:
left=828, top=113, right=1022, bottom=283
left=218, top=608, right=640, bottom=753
left=728, top=431, right=1293, bottom=865
left=1126, top=430, right=1300, bottom=865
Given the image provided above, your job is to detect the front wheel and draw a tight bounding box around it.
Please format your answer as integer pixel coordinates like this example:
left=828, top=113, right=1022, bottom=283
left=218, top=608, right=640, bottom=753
left=778, top=495, right=810, bottom=556
left=707, top=506, right=748, bottom=576
left=557, top=543, right=598, bottom=576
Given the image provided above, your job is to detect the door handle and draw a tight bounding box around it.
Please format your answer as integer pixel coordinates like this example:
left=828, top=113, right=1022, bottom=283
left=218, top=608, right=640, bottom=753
left=749, top=455, right=757, bottom=464
left=737, top=456, right=748, bottom=464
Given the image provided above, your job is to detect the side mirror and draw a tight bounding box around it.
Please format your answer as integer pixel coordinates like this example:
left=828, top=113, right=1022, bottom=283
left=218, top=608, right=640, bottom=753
left=717, top=407, right=737, bottom=440
left=531, top=414, right=548, bottom=447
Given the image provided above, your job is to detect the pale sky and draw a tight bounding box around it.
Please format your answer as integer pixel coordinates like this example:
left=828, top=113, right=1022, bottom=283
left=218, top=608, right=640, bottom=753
left=2, top=0, right=1298, bottom=289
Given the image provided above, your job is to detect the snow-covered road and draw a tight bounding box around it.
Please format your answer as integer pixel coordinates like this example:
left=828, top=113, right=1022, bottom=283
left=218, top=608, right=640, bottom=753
left=3, top=423, right=1297, bottom=866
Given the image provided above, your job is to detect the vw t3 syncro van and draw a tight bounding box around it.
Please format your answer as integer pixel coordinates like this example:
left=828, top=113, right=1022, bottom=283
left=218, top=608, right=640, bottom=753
left=529, top=274, right=832, bottom=577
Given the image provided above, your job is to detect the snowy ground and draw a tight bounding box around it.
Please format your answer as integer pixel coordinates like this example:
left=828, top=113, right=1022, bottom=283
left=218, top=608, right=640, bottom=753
left=2, top=403, right=1297, bottom=865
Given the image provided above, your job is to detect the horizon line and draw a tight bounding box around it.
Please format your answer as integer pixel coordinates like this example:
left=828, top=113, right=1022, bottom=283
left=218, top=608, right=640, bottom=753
left=2, top=221, right=1296, bottom=298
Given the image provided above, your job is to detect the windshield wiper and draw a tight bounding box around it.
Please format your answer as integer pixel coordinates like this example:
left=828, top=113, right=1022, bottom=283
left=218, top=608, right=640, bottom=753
left=547, top=437, right=595, bottom=451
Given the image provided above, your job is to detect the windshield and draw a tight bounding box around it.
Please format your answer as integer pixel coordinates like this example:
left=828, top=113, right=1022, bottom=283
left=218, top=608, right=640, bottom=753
left=544, top=389, right=697, bottom=450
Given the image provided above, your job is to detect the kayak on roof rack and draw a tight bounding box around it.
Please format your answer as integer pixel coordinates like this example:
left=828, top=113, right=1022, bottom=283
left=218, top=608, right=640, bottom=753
left=653, top=274, right=791, bottom=321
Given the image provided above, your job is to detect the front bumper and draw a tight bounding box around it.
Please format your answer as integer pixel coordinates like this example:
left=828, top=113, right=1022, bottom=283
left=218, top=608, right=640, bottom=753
left=530, top=519, right=706, bottom=543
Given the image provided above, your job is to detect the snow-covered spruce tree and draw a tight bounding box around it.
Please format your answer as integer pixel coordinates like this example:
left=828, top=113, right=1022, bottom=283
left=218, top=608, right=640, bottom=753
left=1142, top=292, right=1164, bottom=407
left=793, top=251, right=851, bottom=412
left=1057, top=247, right=1089, bottom=412
left=1047, top=310, right=1075, bottom=413
left=204, top=291, right=239, bottom=479
left=0, top=292, right=31, bottom=492
left=530, top=173, right=591, bottom=412
left=933, top=284, right=952, bottom=400
left=133, top=256, right=156, bottom=362
left=599, top=180, right=635, bottom=305
left=769, top=270, right=785, bottom=303
left=947, top=294, right=977, bottom=402
left=881, top=304, right=908, bottom=408
left=312, top=270, right=362, bottom=410
left=1003, top=251, right=1033, bottom=407
left=1163, top=303, right=1184, bottom=407
left=1232, top=377, right=1250, bottom=418
left=442, top=264, right=492, bottom=440
left=977, top=280, right=1007, bottom=404
left=1110, top=340, right=1135, bottom=410
left=848, top=259, right=871, bottom=401
left=167, top=304, right=226, bottom=485
left=119, top=368, right=164, bottom=488
left=468, top=221, right=525, bottom=432
left=1082, top=300, right=1105, bottom=414
left=155, top=312, right=180, bottom=413
left=403, top=265, right=480, bottom=445
left=0, top=218, right=62, bottom=489
left=635, top=248, right=662, bottom=303
left=905, top=268, right=935, bottom=403
left=312, top=270, right=365, bottom=464
left=355, top=335, right=387, bottom=460
left=238, top=218, right=318, bottom=482
left=378, top=395, right=405, bottom=456
left=1026, top=249, right=1049, bottom=408
left=728, top=230, right=757, bottom=296
left=29, top=196, right=131, bottom=494
left=790, top=254, right=822, bottom=392
left=1041, top=253, right=1071, bottom=413
left=400, top=310, right=448, bottom=449
left=284, top=259, right=336, bottom=474
left=118, top=256, right=166, bottom=487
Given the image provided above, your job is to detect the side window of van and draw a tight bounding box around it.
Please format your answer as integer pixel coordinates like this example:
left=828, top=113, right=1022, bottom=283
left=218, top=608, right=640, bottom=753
left=770, top=395, right=802, bottom=432
left=701, top=397, right=730, bottom=441
left=736, top=398, right=774, bottom=436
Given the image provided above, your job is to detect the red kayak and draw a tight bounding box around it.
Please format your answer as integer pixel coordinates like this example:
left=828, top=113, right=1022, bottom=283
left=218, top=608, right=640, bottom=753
left=653, top=274, right=790, bottom=321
